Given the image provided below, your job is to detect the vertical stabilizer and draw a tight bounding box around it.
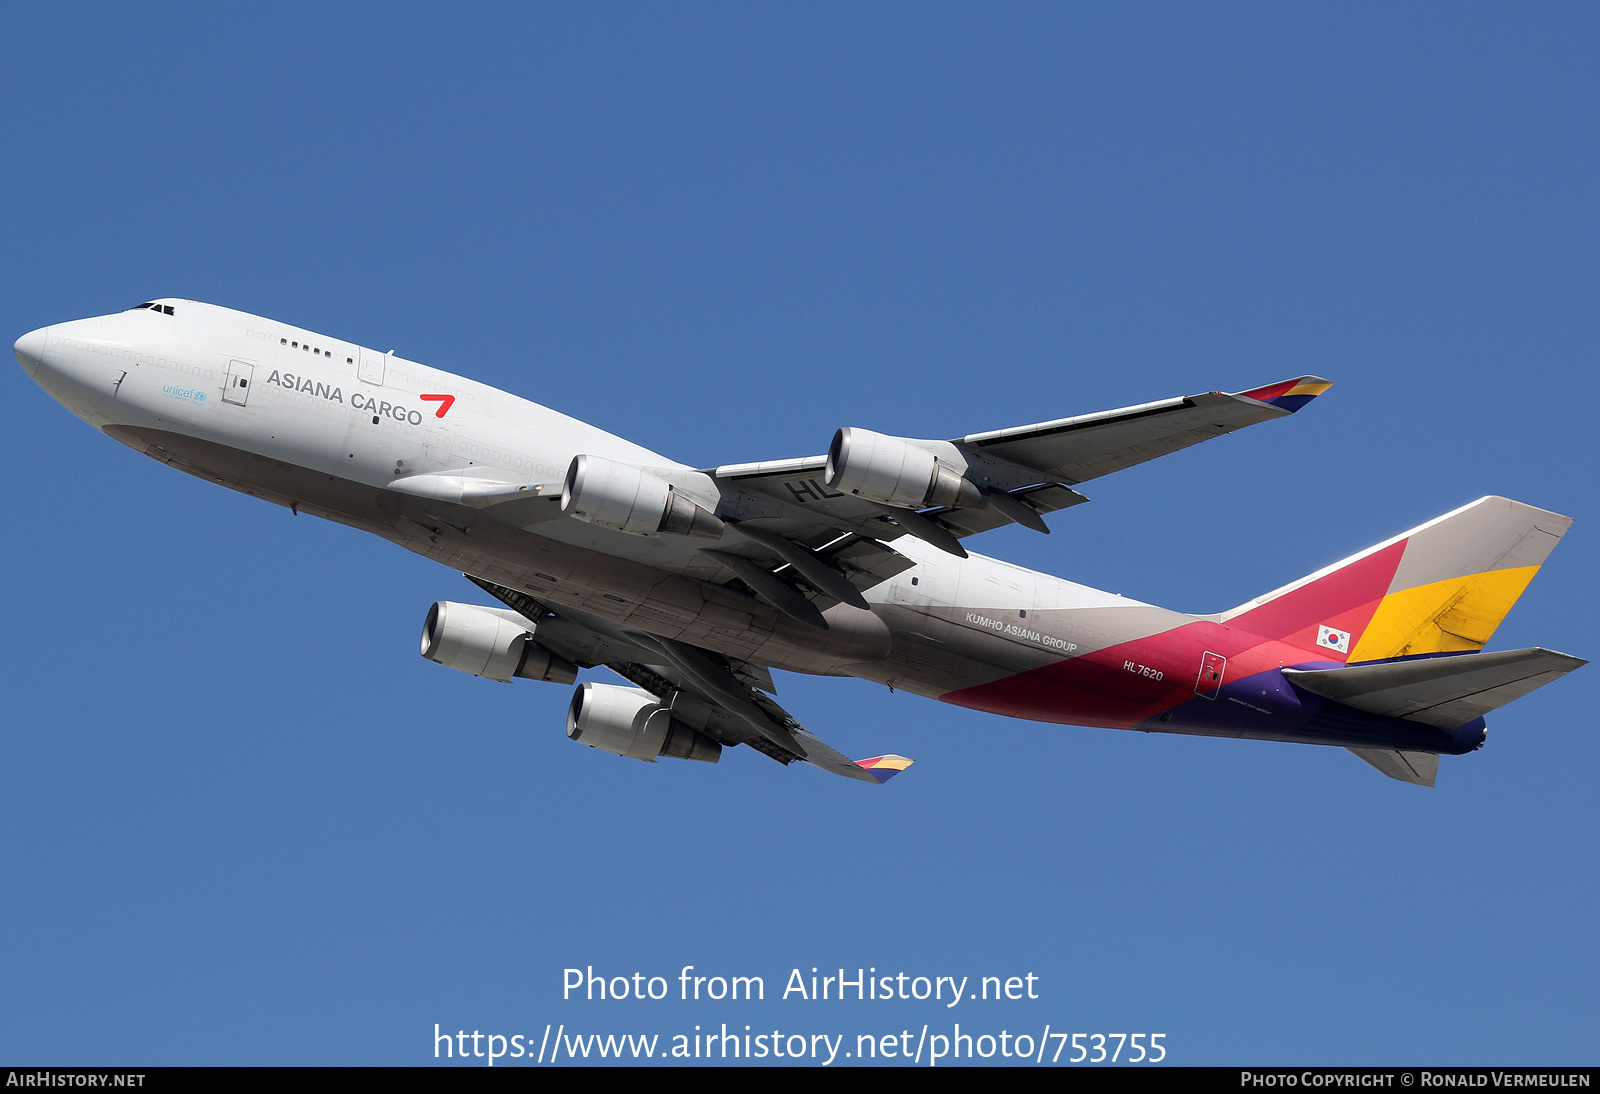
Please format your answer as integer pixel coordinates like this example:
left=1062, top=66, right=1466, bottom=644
left=1222, top=497, right=1571, bottom=662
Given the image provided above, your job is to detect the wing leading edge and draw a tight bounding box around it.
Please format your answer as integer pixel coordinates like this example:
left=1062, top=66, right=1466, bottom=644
left=709, top=375, right=1331, bottom=557
left=955, top=375, right=1333, bottom=485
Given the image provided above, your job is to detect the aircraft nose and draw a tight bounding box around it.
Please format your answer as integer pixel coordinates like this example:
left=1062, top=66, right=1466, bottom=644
left=13, top=327, right=48, bottom=377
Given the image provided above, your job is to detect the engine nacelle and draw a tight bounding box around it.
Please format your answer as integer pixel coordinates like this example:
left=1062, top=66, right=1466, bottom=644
left=561, top=455, right=725, bottom=538
left=566, top=683, right=722, bottom=764
left=825, top=427, right=983, bottom=510
left=421, top=601, right=578, bottom=684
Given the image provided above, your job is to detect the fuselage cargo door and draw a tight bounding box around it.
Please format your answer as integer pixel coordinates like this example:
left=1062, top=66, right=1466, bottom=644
left=223, top=361, right=254, bottom=406
left=358, top=347, right=386, bottom=386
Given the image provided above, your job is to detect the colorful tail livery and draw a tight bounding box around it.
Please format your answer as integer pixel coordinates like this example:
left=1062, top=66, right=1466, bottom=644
left=937, top=494, right=1578, bottom=787
left=1223, top=496, right=1569, bottom=663
left=1217, top=497, right=1582, bottom=784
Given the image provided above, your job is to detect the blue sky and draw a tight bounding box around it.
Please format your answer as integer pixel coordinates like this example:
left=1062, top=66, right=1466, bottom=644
left=2, top=2, right=1595, bottom=1065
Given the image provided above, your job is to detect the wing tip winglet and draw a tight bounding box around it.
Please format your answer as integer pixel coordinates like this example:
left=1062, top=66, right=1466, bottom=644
left=1234, top=375, right=1334, bottom=414
left=854, top=754, right=915, bottom=784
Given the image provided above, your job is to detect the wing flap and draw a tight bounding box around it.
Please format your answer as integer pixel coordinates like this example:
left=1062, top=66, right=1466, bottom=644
left=819, top=533, right=919, bottom=589
left=691, top=527, right=915, bottom=619
left=928, top=482, right=1090, bottom=538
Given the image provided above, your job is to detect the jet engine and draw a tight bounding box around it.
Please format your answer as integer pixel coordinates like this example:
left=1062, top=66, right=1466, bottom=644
left=566, top=683, right=722, bottom=764
left=825, top=427, right=983, bottom=510
left=561, top=455, right=725, bottom=537
left=420, top=601, right=578, bottom=684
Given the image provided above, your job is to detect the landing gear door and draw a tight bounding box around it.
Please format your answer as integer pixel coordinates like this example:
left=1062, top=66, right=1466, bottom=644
left=1195, top=651, right=1226, bottom=700
left=223, top=361, right=254, bottom=406
left=358, top=347, right=386, bottom=387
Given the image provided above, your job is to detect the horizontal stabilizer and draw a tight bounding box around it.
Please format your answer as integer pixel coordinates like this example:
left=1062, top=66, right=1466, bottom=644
left=1285, top=647, right=1586, bottom=728
left=1346, top=747, right=1439, bottom=786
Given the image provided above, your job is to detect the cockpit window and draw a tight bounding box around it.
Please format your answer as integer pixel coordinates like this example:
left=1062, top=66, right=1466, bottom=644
left=130, top=303, right=175, bottom=315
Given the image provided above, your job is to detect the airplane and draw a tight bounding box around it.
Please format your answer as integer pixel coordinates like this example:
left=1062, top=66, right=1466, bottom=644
left=13, top=299, right=1584, bottom=787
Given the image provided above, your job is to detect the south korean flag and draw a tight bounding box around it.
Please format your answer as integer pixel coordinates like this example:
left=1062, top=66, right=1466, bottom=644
left=1317, top=625, right=1351, bottom=654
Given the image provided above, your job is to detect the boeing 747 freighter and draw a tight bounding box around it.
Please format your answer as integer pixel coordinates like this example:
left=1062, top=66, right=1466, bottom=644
left=14, top=300, right=1583, bottom=785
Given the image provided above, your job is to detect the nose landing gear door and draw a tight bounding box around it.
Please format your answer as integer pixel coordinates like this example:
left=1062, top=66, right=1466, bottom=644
left=223, top=361, right=254, bottom=406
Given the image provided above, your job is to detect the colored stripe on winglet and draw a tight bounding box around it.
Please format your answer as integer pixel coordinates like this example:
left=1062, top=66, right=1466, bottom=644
left=854, top=755, right=914, bottom=783
left=1235, top=375, right=1334, bottom=413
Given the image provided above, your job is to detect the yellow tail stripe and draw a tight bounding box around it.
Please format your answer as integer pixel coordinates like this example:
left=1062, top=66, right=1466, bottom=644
left=1348, top=565, right=1541, bottom=662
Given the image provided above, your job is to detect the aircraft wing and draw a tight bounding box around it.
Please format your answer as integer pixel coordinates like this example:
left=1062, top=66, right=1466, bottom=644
left=717, top=375, right=1329, bottom=498
left=950, top=375, right=1333, bottom=486
left=466, top=576, right=911, bottom=784
left=706, top=376, right=1330, bottom=572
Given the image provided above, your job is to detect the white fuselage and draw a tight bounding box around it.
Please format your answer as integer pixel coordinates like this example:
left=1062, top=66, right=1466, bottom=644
left=16, top=299, right=1179, bottom=706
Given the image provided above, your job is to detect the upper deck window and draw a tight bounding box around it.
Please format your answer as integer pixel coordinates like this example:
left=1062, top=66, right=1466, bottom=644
left=280, top=337, right=341, bottom=358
